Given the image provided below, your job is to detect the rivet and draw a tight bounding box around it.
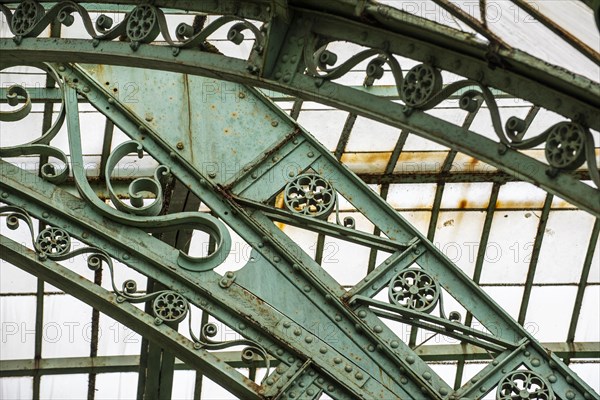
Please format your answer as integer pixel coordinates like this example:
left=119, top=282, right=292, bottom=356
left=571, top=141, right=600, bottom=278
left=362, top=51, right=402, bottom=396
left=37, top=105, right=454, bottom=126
left=251, top=172, right=258, bottom=179
left=355, top=372, right=363, bottom=380
left=524, top=351, right=530, bottom=356
left=276, top=349, right=284, bottom=356
left=406, top=356, right=415, bottom=364
left=123, top=253, right=130, bottom=260
left=531, top=358, right=541, bottom=367
left=282, top=54, right=289, bottom=62
left=548, top=375, right=557, bottom=383
left=439, top=388, right=449, bottom=395
left=325, top=294, right=332, bottom=301
left=288, top=171, right=295, bottom=177
left=303, top=285, right=311, bottom=292
left=145, top=114, right=153, bottom=122
left=334, top=357, right=342, bottom=364
left=334, top=314, right=342, bottom=322
left=471, top=377, right=479, bottom=383
left=292, top=139, right=299, bottom=144
left=82, top=86, right=90, bottom=93
left=291, top=55, right=298, bottom=63
left=42, top=212, right=49, bottom=218
left=238, top=323, right=246, bottom=330
left=566, top=390, right=575, bottom=399
left=367, top=345, right=375, bottom=352
left=479, top=386, right=486, bottom=393
left=266, top=378, right=274, bottom=385
left=492, top=360, right=499, bottom=366
left=390, top=340, right=399, bottom=349
left=288, top=392, right=296, bottom=398
left=271, top=120, right=279, bottom=127
left=273, top=256, right=280, bottom=262
left=272, top=156, right=279, bottom=162
left=0, top=192, right=8, bottom=199
left=305, top=336, right=313, bottom=343
left=400, top=377, right=408, bottom=384
left=319, top=347, right=327, bottom=354
left=566, top=376, right=574, bottom=384
left=58, top=65, right=66, bottom=72
left=327, top=385, right=335, bottom=392
left=283, top=73, right=291, bottom=82
left=299, top=382, right=305, bottom=388
left=226, top=271, right=234, bottom=278
left=287, top=356, right=295, bottom=363
left=373, top=325, right=383, bottom=333
left=275, top=72, right=282, bottom=80
left=358, top=310, right=367, bottom=318
left=423, top=372, right=432, bottom=380
left=82, top=232, right=89, bottom=239
left=238, top=92, right=246, bottom=99
left=307, top=151, right=314, bottom=158
left=283, top=321, right=291, bottom=328
left=176, top=141, right=184, bottom=150
left=293, top=328, right=302, bottom=336
left=276, top=366, right=285, bottom=374
left=208, top=172, right=216, bottom=178
left=307, top=389, right=314, bottom=396
left=317, top=378, right=324, bottom=384
left=107, top=97, right=115, bottom=104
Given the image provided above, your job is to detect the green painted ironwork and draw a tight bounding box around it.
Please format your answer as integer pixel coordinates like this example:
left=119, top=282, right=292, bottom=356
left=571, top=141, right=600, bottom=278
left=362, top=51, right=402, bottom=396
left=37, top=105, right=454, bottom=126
left=0, top=1, right=599, bottom=399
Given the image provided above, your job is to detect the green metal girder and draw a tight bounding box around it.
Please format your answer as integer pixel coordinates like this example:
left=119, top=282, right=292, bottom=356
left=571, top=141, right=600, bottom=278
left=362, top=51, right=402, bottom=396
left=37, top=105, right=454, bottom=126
left=2, top=341, right=598, bottom=377
left=1, top=39, right=597, bottom=217
left=48, top=63, right=598, bottom=399
left=0, top=234, right=264, bottom=400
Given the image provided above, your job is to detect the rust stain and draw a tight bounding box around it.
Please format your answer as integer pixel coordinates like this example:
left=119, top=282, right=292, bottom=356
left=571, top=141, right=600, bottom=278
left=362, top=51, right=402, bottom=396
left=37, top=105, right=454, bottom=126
left=274, top=193, right=285, bottom=230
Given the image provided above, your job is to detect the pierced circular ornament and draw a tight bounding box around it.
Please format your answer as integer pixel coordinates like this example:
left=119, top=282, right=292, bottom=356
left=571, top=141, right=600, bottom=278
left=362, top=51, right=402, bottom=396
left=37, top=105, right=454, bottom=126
left=126, top=5, right=160, bottom=43
left=152, top=291, right=189, bottom=323
left=35, top=227, right=71, bottom=256
left=283, top=174, right=336, bottom=218
left=497, top=370, right=554, bottom=400
left=388, top=268, right=440, bottom=313
left=401, top=64, right=443, bottom=107
left=11, top=0, right=45, bottom=36
left=544, top=122, right=587, bottom=170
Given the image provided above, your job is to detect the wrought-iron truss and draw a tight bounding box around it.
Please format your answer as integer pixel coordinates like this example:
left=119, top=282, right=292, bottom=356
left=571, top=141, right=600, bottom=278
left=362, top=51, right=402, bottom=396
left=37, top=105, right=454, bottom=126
left=0, top=1, right=599, bottom=399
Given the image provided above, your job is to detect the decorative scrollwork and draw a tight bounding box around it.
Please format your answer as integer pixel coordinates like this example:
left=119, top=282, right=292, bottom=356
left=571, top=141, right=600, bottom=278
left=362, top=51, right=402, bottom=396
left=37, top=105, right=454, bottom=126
left=497, top=370, right=554, bottom=400
left=304, top=37, right=404, bottom=92
left=152, top=291, right=189, bottom=324
left=1, top=1, right=263, bottom=54
left=189, top=320, right=271, bottom=382
left=388, top=267, right=440, bottom=313
left=105, top=141, right=170, bottom=217
left=35, top=226, right=71, bottom=257
left=0, top=206, right=192, bottom=323
left=283, top=173, right=336, bottom=218
left=0, top=64, right=69, bottom=184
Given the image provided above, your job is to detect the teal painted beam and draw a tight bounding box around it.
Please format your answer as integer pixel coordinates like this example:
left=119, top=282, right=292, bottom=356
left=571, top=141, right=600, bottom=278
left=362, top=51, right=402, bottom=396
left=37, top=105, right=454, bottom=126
left=0, top=234, right=264, bottom=400
left=1, top=39, right=597, bottom=217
